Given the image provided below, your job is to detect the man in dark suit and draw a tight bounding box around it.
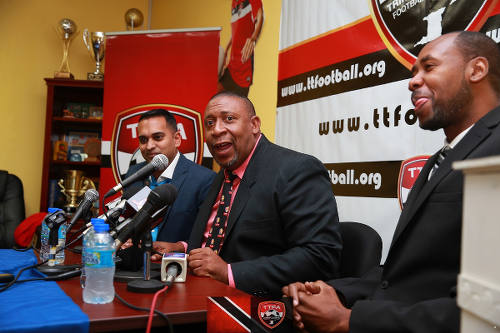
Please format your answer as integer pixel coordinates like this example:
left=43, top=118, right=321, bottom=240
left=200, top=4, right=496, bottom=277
left=186, top=91, right=342, bottom=297
left=123, top=109, right=215, bottom=258
left=282, top=31, right=500, bottom=332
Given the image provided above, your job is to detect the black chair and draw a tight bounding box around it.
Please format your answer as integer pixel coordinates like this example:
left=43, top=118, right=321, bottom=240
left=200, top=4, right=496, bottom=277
left=339, top=221, right=382, bottom=278
left=0, top=170, right=25, bottom=248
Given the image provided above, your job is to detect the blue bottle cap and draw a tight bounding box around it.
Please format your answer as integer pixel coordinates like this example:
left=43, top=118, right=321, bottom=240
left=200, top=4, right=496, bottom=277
left=94, top=223, right=110, bottom=233
left=90, top=218, right=105, bottom=225
left=48, top=207, right=62, bottom=213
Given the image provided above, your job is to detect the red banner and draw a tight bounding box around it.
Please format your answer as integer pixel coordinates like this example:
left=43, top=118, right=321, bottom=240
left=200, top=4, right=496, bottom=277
left=100, top=29, right=220, bottom=203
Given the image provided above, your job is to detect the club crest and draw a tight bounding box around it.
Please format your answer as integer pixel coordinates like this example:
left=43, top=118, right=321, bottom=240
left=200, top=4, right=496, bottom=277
left=111, top=104, right=203, bottom=184
left=398, top=155, right=430, bottom=209
left=370, top=0, right=497, bottom=68
left=258, top=301, right=285, bottom=329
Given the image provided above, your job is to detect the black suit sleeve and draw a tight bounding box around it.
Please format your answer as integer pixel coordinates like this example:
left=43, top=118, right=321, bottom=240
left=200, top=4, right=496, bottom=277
left=349, top=297, right=459, bottom=333
left=231, top=156, right=342, bottom=296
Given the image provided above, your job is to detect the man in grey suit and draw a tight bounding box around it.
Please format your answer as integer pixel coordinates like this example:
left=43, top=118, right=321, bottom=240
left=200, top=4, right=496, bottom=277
left=186, top=91, right=342, bottom=297
left=283, top=31, right=500, bottom=332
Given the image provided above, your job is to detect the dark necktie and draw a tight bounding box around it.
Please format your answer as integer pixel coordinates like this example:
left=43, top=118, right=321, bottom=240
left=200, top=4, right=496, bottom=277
left=430, top=146, right=451, bottom=179
left=206, top=172, right=237, bottom=254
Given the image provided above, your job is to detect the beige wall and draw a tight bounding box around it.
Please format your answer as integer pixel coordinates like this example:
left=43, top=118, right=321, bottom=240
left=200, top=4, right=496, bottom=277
left=0, top=0, right=280, bottom=216
left=0, top=0, right=149, bottom=216
left=151, top=0, right=281, bottom=140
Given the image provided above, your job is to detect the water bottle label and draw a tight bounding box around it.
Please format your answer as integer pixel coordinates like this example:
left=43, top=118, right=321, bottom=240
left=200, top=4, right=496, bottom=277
left=85, top=249, right=114, bottom=268
left=58, top=224, right=67, bottom=239
left=41, top=223, right=49, bottom=245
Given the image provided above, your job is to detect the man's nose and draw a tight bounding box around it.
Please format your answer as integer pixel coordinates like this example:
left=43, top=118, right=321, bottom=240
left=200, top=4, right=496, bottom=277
left=212, top=120, right=226, bottom=135
left=408, top=73, right=423, bottom=91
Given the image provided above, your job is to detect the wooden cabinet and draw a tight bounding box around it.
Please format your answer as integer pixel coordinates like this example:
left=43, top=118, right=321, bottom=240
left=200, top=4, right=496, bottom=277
left=40, top=78, right=103, bottom=212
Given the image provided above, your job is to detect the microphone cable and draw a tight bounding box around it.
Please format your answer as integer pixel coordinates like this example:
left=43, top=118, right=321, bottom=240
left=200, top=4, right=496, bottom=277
left=146, top=285, right=170, bottom=333
left=114, top=291, right=174, bottom=333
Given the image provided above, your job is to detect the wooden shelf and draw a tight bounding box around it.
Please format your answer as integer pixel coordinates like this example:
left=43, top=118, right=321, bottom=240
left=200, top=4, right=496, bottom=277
left=53, top=117, right=102, bottom=124
left=51, top=160, right=101, bottom=166
left=40, top=78, right=103, bottom=212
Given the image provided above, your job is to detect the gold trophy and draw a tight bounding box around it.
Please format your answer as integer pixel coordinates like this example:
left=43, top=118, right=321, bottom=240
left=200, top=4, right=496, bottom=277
left=57, top=170, right=96, bottom=212
left=83, top=29, right=105, bottom=81
left=54, top=18, right=77, bottom=79
left=125, top=8, right=144, bottom=31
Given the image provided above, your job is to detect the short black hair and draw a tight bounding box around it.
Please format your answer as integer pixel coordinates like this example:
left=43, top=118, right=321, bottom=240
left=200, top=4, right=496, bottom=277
left=454, top=31, right=500, bottom=95
left=209, top=91, right=256, bottom=117
left=139, top=108, right=177, bottom=132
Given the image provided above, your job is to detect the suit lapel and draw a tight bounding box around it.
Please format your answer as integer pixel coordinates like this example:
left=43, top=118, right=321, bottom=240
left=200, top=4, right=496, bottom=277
left=390, top=118, right=494, bottom=248
left=221, top=136, right=267, bottom=246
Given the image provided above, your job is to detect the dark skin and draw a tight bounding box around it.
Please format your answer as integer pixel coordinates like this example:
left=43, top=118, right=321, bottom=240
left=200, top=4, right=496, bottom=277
left=283, top=32, right=500, bottom=333
left=187, top=94, right=260, bottom=284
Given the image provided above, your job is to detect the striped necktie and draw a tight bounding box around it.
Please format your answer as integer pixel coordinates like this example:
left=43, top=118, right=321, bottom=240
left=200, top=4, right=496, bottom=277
left=429, top=146, right=451, bottom=179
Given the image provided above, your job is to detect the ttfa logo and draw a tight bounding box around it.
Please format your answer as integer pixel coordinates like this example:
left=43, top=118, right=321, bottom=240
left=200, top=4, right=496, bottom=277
left=111, top=104, right=203, bottom=183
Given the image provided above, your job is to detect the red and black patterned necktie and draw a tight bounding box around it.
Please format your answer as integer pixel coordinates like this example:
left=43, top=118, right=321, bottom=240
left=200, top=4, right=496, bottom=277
left=206, top=172, right=237, bottom=253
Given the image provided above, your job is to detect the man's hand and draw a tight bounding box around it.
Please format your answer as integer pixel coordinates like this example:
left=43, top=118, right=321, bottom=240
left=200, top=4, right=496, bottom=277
left=187, top=247, right=228, bottom=284
left=283, top=282, right=312, bottom=331
left=151, top=241, right=185, bottom=261
left=292, top=281, right=351, bottom=333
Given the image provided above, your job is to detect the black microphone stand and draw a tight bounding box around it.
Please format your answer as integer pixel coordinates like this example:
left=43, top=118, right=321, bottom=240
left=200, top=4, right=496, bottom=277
left=126, top=232, right=165, bottom=293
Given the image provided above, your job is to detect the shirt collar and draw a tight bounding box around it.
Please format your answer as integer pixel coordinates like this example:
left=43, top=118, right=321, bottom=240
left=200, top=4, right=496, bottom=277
left=227, top=133, right=262, bottom=180
left=156, top=151, right=180, bottom=181
left=445, top=124, right=473, bottom=149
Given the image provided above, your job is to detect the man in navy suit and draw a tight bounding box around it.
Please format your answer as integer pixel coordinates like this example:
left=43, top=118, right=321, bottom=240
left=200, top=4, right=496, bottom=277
left=283, top=31, right=500, bottom=332
left=123, top=109, right=215, bottom=259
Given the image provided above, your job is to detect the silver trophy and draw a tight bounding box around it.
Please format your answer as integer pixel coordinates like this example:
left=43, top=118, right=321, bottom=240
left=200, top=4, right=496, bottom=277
left=83, top=29, right=105, bottom=81
left=55, top=18, right=77, bottom=79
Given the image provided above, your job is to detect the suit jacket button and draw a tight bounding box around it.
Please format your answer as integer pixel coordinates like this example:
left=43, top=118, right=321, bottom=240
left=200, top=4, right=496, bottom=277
left=381, top=280, right=389, bottom=289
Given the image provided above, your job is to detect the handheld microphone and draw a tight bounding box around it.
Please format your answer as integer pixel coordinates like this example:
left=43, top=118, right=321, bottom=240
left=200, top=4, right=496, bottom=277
left=113, top=183, right=177, bottom=249
left=160, top=253, right=187, bottom=285
left=67, top=189, right=99, bottom=232
left=104, top=154, right=169, bottom=198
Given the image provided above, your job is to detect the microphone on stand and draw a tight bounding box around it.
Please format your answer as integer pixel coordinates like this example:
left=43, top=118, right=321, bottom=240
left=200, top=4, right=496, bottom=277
left=114, top=183, right=177, bottom=250
left=66, top=189, right=99, bottom=233
left=104, top=154, right=169, bottom=198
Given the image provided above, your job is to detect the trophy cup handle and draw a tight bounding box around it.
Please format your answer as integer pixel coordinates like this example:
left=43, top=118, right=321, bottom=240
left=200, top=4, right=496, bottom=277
left=57, top=179, right=71, bottom=201
left=83, top=28, right=91, bottom=53
left=79, top=177, right=96, bottom=196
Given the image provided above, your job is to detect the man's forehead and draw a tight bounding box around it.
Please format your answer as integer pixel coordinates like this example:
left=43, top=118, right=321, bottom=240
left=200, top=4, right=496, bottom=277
left=417, top=34, right=458, bottom=61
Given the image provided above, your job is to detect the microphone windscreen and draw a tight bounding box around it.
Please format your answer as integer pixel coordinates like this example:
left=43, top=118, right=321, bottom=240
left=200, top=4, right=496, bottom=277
left=151, top=154, right=169, bottom=171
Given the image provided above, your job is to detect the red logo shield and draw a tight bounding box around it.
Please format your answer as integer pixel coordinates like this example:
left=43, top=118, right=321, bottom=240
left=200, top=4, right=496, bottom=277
left=258, top=301, right=285, bottom=329
left=110, top=104, right=203, bottom=183
left=370, top=0, right=498, bottom=68
left=398, top=155, right=430, bottom=209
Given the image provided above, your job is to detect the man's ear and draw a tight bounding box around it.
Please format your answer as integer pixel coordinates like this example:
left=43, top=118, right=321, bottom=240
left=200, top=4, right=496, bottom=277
left=251, top=115, right=261, bottom=134
left=468, top=56, right=489, bottom=83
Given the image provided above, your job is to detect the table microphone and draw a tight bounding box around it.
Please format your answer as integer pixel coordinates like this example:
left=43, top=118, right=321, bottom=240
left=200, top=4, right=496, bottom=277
left=160, top=253, right=187, bottom=286
left=113, top=183, right=177, bottom=249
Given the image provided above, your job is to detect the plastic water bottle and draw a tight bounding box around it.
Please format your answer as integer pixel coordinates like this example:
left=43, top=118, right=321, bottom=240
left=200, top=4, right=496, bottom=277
left=81, top=218, right=105, bottom=288
left=55, top=214, right=69, bottom=265
left=40, top=208, right=62, bottom=261
left=83, top=223, right=115, bottom=304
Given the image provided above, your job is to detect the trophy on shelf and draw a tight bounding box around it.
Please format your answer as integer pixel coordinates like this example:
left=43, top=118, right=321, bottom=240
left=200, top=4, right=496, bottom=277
left=125, top=8, right=144, bottom=31
left=83, top=29, right=105, bottom=81
left=58, top=170, right=96, bottom=213
left=54, top=18, right=78, bottom=79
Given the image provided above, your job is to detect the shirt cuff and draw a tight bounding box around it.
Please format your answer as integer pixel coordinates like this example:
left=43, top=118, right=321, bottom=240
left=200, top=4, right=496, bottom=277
left=227, top=264, right=235, bottom=288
